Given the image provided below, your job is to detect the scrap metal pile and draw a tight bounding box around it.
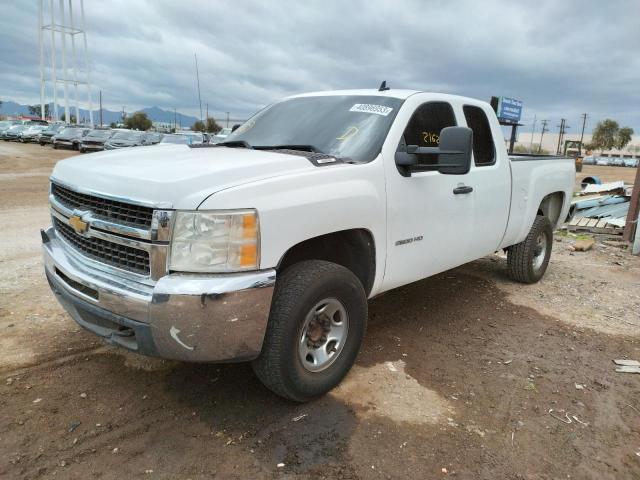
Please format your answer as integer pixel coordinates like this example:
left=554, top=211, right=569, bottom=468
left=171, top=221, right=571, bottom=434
left=568, top=179, right=633, bottom=234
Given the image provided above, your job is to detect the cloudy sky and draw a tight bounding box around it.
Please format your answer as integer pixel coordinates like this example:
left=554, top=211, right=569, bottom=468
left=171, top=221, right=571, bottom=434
left=1, top=0, right=639, bottom=132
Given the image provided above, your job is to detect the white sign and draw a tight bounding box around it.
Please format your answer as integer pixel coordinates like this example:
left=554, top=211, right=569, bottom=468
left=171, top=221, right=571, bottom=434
left=349, top=104, right=393, bottom=116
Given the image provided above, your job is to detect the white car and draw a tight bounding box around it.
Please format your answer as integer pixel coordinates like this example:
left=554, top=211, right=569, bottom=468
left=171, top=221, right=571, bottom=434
left=42, top=88, right=574, bottom=401
left=19, top=125, right=47, bottom=143
left=210, top=127, right=233, bottom=144
left=160, top=132, right=205, bottom=145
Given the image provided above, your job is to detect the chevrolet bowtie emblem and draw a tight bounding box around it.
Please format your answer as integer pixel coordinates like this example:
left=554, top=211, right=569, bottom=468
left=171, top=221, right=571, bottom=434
left=68, top=215, right=88, bottom=234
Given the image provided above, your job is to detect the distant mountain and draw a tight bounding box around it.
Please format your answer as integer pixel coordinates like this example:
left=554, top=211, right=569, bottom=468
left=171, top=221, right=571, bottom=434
left=0, top=101, right=30, bottom=116
left=0, top=100, right=199, bottom=127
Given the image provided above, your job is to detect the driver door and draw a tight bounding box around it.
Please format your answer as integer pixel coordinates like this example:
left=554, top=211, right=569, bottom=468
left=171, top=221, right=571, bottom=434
left=382, top=100, right=475, bottom=291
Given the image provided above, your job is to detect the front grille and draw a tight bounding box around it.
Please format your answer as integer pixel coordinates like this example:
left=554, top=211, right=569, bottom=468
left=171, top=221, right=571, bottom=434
left=51, top=183, right=154, bottom=229
left=54, top=217, right=150, bottom=276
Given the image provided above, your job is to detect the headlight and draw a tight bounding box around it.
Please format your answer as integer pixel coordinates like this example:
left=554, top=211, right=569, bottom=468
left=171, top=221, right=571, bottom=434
left=169, top=210, right=259, bottom=273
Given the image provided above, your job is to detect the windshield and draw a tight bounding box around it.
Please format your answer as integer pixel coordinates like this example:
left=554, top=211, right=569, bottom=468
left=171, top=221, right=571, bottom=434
left=161, top=134, right=190, bottom=144
left=186, top=133, right=203, bottom=142
left=112, top=131, right=142, bottom=141
left=86, top=129, right=112, bottom=139
left=226, top=95, right=403, bottom=162
left=59, top=127, right=83, bottom=136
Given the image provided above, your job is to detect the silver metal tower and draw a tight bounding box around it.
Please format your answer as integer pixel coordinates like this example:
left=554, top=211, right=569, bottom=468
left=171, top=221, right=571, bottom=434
left=39, top=0, right=93, bottom=126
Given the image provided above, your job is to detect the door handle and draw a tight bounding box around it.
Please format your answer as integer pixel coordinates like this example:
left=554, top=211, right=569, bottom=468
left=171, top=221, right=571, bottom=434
left=453, top=185, right=473, bottom=195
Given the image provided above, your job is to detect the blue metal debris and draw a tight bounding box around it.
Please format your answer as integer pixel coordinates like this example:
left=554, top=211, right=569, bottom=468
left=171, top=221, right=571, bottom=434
left=575, top=201, right=629, bottom=220
left=572, top=195, right=627, bottom=211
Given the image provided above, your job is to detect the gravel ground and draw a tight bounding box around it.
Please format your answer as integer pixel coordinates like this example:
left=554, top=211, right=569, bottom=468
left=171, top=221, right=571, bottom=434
left=1, top=142, right=639, bottom=479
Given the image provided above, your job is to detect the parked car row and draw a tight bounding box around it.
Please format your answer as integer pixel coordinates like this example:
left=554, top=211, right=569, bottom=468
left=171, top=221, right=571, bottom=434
left=1, top=119, right=235, bottom=152
left=583, top=156, right=639, bottom=168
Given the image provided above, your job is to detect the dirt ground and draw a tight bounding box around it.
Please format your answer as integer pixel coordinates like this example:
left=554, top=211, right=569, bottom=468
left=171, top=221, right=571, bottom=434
left=1, top=142, right=639, bottom=480
left=577, top=164, right=638, bottom=187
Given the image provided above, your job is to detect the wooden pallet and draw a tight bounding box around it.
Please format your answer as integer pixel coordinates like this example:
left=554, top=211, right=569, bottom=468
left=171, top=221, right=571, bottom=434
left=566, top=216, right=624, bottom=235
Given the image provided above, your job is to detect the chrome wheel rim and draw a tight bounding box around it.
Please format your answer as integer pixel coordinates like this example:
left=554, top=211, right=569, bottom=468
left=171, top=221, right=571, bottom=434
left=298, top=298, right=349, bottom=372
left=532, top=231, right=548, bottom=271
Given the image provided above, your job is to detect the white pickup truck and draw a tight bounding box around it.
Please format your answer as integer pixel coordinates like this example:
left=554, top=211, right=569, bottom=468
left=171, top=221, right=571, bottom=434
left=42, top=89, right=574, bottom=401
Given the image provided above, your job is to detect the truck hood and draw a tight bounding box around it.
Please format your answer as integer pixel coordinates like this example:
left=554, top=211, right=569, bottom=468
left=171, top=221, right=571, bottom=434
left=51, top=145, right=316, bottom=209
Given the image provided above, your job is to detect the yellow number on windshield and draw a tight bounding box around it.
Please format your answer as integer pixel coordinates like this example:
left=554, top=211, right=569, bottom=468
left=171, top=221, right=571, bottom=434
left=337, top=126, right=359, bottom=141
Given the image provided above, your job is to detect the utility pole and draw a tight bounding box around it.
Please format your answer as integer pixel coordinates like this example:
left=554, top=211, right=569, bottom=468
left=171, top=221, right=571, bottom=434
left=538, top=120, right=549, bottom=153
left=556, top=119, right=570, bottom=155
left=67, top=0, right=80, bottom=124
left=623, top=165, right=640, bottom=244
left=79, top=0, right=93, bottom=127
left=174, top=107, right=177, bottom=131
left=59, top=0, right=70, bottom=123
left=529, top=114, right=537, bottom=153
left=99, top=89, right=102, bottom=126
left=39, top=0, right=45, bottom=120
left=194, top=53, right=203, bottom=123
left=206, top=103, right=208, bottom=121
left=122, top=106, right=125, bottom=124
left=556, top=119, right=564, bottom=155
left=579, top=113, right=588, bottom=156
left=226, top=111, right=229, bottom=127
left=49, top=0, right=59, bottom=122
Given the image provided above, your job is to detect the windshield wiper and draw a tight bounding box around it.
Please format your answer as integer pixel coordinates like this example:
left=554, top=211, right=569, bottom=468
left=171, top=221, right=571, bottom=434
left=217, top=140, right=253, bottom=149
left=254, top=144, right=321, bottom=153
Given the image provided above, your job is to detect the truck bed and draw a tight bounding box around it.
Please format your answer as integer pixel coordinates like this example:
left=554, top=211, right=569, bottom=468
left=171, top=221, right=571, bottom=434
left=499, top=155, right=575, bottom=249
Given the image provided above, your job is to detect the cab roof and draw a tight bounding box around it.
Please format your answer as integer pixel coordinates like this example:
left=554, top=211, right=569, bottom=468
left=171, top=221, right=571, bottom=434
left=288, top=89, right=487, bottom=106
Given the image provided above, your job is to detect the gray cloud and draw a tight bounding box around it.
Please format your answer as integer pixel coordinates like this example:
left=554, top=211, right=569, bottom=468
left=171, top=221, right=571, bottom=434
left=1, top=0, right=639, bottom=131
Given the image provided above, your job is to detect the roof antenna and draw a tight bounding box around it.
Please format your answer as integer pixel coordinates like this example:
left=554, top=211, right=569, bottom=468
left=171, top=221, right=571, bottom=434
left=378, top=80, right=390, bottom=92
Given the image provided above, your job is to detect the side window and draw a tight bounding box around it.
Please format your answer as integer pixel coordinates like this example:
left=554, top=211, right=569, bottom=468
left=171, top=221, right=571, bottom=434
left=399, top=102, right=457, bottom=165
left=463, top=105, right=495, bottom=166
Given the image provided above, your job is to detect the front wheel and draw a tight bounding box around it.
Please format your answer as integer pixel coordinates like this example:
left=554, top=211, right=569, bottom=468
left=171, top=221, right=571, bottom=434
left=252, top=260, right=367, bottom=402
left=507, top=215, right=553, bottom=284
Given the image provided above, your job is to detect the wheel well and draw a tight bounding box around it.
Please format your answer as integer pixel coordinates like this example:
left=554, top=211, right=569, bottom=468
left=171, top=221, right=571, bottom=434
left=277, top=229, right=376, bottom=296
left=537, top=192, right=565, bottom=227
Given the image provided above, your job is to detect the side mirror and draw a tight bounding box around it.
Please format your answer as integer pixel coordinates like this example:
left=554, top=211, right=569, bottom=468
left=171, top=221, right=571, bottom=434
left=231, top=124, right=241, bottom=133
left=435, top=126, right=473, bottom=175
left=395, top=126, right=473, bottom=176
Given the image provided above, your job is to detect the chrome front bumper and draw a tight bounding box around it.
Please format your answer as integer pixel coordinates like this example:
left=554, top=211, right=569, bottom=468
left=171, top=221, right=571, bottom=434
left=42, top=226, right=276, bottom=362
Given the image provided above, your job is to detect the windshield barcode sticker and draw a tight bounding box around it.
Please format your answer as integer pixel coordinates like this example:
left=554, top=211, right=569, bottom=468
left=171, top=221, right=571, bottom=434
left=349, top=104, right=393, bottom=116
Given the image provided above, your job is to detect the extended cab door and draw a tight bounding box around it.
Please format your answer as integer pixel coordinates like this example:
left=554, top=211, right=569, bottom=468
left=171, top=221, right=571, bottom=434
left=380, top=95, right=510, bottom=292
left=459, top=102, right=510, bottom=259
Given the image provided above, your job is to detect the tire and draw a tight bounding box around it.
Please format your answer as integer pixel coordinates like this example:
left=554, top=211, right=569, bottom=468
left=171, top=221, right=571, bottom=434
left=507, top=215, right=553, bottom=284
left=252, top=260, right=367, bottom=402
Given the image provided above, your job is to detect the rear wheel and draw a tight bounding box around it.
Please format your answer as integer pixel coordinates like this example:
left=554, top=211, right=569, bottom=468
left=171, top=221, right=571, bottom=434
left=252, top=260, right=367, bottom=402
left=507, top=215, right=553, bottom=283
